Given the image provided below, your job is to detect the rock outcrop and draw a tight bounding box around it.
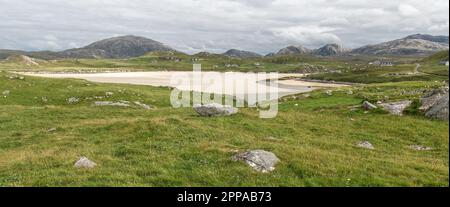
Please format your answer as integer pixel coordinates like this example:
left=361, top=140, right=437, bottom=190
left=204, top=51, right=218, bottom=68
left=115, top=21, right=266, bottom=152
left=421, top=87, right=449, bottom=121
left=193, top=103, right=238, bottom=117
left=379, top=100, right=412, bottom=116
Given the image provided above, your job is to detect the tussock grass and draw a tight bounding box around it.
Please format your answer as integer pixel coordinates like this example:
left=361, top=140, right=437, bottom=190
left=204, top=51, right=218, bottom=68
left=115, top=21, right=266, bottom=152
left=0, top=72, right=448, bottom=186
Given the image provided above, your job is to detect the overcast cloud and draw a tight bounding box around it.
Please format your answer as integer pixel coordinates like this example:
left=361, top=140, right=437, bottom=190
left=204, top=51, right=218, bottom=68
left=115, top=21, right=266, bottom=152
left=0, top=0, right=448, bottom=54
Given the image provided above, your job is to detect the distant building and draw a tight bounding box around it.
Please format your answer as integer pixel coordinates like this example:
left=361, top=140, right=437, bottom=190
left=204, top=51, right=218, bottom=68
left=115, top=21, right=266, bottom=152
left=370, top=60, right=393, bottom=66
left=380, top=60, right=393, bottom=66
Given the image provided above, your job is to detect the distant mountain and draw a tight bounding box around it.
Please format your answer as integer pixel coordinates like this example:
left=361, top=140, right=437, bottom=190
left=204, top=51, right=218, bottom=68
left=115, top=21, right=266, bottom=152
left=222, top=49, right=262, bottom=58
left=268, top=45, right=311, bottom=56
left=313, top=44, right=347, bottom=56
left=405, top=34, right=449, bottom=44
left=351, top=34, right=449, bottom=56
left=2, top=33, right=449, bottom=60
left=0, top=35, right=176, bottom=60
left=267, top=44, right=347, bottom=56
left=59, top=35, right=175, bottom=58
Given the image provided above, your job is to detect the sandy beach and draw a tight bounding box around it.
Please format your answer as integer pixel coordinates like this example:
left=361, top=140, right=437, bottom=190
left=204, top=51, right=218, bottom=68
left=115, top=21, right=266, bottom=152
left=21, top=71, right=348, bottom=99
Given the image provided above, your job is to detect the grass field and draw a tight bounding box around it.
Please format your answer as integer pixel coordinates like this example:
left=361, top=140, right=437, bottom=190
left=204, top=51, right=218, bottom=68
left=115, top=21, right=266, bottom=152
left=0, top=70, right=448, bottom=186
left=308, top=50, right=449, bottom=83
left=0, top=51, right=426, bottom=74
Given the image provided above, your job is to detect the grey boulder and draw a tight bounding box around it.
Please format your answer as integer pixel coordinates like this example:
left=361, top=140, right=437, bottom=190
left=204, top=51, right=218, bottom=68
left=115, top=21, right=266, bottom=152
left=193, top=103, right=238, bottom=117
left=421, top=87, right=449, bottom=120
left=425, top=94, right=449, bottom=120
left=233, top=150, right=279, bottom=173
left=379, top=100, right=412, bottom=116
left=420, top=87, right=449, bottom=111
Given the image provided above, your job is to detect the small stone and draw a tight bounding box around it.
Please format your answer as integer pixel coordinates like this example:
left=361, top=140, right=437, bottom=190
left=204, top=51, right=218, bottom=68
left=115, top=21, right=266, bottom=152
left=41, top=97, right=48, bottom=102
left=47, top=128, right=57, bottom=132
left=232, top=150, right=279, bottom=173
left=67, top=97, right=79, bottom=104
left=105, top=92, right=114, bottom=96
left=410, top=145, right=433, bottom=151
left=362, top=101, right=377, bottom=110
left=134, top=101, right=153, bottom=109
left=74, top=156, right=96, bottom=169
left=325, top=90, right=333, bottom=96
left=94, top=101, right=130, bottom=107
left=2, top=90, right=10, bottom=95
left=356, top=141, right=374, bottom=150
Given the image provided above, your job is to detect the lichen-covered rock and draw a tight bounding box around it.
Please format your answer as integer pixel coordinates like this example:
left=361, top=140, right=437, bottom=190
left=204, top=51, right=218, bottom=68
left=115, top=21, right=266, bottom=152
left=379, top=100, right=412, bottom=116
left=362, top=101, right=377, bottom=110
left=74, top=156, right=97, bottom=169
left=233, top=150, right=279, bottom=173
left=193, top=103, right=238, bottom=117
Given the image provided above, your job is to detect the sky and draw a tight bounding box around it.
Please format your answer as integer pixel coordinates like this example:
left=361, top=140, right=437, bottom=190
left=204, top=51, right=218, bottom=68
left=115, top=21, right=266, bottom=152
left=0, top=0, right=448, bottom=55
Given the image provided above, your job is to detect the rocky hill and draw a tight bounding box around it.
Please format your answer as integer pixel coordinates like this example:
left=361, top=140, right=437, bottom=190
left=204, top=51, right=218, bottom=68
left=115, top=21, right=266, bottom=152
left=351, top=34, right=449, bottom=56
left=0, top=36, right=176, bottom=60
left=313, top=44, right=347, bottom=56
left=2, top=54, right=47, bottom=66
left=222, top=49, right=262, bottom=58
left=267, top=45, right=311, bottom=56
left=59, top=35, right=175, bottom=58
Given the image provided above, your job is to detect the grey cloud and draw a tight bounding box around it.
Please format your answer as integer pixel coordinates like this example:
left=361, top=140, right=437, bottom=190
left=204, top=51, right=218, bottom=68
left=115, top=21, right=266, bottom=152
left=0, top=0, right=448, bottom=54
